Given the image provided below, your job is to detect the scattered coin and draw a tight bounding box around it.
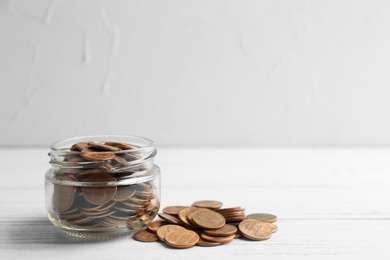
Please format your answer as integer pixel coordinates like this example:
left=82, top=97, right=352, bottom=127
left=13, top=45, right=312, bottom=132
left=156, top=224, right=185, bottom=241
left=239, top=219, right=272, bottom=241
left=246, top=213, right=277, bottom=223
left=157, top=213, right=182, bottom=225
left=163, top=206, right=188, bottom=215
left=203, top=224, right=237, bottom=237
left=133, top=201, right=278, bottom=249
left=192, top=200, right=223, bottom=209
left=192, top=209, right=225, bottom=229
left=133, top=230, right=159, bottom=242
left=200, top=233, right=235, bottom=243
left=147, top=220, right=168, bottom=233
left=164, top=229, right=199, bottom=249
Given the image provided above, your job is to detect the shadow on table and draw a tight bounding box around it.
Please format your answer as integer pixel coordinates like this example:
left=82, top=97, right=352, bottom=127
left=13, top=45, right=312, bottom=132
left=5, top=217, right=113, bottom=244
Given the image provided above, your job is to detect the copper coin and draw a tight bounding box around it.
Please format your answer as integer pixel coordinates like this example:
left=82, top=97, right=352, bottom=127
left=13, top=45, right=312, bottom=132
left=112, top=155, right=128, bottom=165
left=163, top=206, right=188, bottom=215
left=197, top=238, right=222, bottom=247
left=216, top=207, right=243, bottom=213
left=82, top=174, right=117, bottom=205
left=239, top=219, right=272, bottom=241
left=192, top=200, right=223, bottom=209
left=192, top=209, right=225, bottom=229
left=105, top=141, right=133, bottom=150
left=200, top=233, right=235, bottom=243
left=186, top=207, right=208, bottom=225
left=76, top=142, right=89, bottom=151
left=178, top=207, right=198, bottom=228
left=203, top=224, right=237, bottom=237
left=113, top=186, right=136, bottom=201
left=246, top=213, right=277, bottom=223
left=265, top=222, right=278, bottom=233
left=158, top=213, right=182, bottom=225
left=147, top=220, right=168, bottom=233
left=164, top=229, right=199, bottom=249
left=133, top=230, right=159, bottom=242
left=70, top=144, right=80, bottom=151
left=87, top=141, right=121, bottom=151
left=156, top=224, right=185, bottom=241
left=81, top=150, right=115, bottom=161
left=52, top=177, right=76, bottom=212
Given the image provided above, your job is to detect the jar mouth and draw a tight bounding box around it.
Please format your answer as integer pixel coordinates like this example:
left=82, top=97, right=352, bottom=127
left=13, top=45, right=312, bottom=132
left=50, top=135, right=153, bottom=152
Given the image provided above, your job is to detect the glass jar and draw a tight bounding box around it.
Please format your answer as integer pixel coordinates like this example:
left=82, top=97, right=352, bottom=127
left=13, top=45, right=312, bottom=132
left=45, top=135, right=160, bottom=239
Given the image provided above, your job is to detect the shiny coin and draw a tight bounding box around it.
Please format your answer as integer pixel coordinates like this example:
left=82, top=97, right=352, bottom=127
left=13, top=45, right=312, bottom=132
left=105, top=141, right=133, bottom=150
left=178, top=207, right=198, bottom=228
left=200, top=233, right=235, bottom=243
left=87, top=141, right=121, bottom=151
left=133, top=230, right=159, bottom=242
left=192, top=209, right=225, bottom=229
left=203, top=224, right=237, bottom=237
left=81, top=150, right=115, bottom=161
left=163, top=206, right=188, bottom=215
left=82, top=174, right=117, bottom=205
left=246, top=213, right=277, bottom=223
left=156, top=224, right=185, bottom=241
left=147, top=220, right=168, bottom=233
left=158, top=213, right=182, bottom=225
left=239, top=219, right=272, bottom=241
left=164, top=229, right=200, bottom=249
left=192, top=200, right=223, bottom=209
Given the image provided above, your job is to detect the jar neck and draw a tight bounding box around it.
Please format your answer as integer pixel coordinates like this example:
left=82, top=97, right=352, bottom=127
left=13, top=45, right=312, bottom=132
left=49, top=147, right=157, bottom=173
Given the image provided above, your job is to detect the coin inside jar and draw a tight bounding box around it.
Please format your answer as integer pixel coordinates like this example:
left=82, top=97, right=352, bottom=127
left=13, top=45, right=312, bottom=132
left=52, top=176, right=76, bottom=212
left=82, top=174, right=117, bottom=205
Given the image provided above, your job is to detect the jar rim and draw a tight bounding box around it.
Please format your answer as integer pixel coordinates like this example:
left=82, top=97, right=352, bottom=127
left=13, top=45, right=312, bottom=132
left=50, top=135, right=154, bottom=152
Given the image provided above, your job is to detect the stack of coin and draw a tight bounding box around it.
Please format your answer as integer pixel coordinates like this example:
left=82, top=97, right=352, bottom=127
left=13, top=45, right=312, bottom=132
left=133, top=200, right=278, bottom=249
left=49, top=141, right=159, bottom=230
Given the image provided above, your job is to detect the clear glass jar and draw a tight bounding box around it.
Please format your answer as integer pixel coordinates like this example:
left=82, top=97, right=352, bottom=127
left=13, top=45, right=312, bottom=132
left=45, top=135, right=160, bottom=239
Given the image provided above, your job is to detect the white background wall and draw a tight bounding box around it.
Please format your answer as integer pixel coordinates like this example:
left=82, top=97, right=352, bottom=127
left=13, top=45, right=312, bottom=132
left=1, top=0, right=390, bottom=146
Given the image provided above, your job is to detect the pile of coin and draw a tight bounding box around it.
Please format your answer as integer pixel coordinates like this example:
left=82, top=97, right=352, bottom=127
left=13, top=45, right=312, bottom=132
left=49, top=141, right=159, bottom=229
left=133, top=200, right=277, bottom=248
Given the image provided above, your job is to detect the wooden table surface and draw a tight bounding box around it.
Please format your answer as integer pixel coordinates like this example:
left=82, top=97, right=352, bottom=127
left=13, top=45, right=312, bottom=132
left=1, top=147, right=390, bottom=259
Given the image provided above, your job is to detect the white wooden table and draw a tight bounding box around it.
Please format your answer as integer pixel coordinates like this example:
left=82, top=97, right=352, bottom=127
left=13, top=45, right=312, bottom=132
left=1, top=148, right=390, bottom=259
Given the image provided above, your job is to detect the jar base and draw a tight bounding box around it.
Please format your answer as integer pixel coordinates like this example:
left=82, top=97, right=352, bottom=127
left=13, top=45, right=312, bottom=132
left=48, top=213, right=146, bottom=240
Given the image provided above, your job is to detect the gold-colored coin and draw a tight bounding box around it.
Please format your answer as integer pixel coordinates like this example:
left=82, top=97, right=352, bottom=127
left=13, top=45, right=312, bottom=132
left=203, top=224, right=237, bottom=237
left=192, top=209, right=225, bottom=229
left=192, top=200, right=223, bottom=209
left=156, top=224, right=185, bottom=241
left=133, top=230, right=159, bottom=242
left=200, top=233, right=235, bottom=243
left=239, top=219, right=272, bottom=241
left=82, top=174, right=117, bottom=205
left=163, top=206, right=188, bottom=215
left=164, top=229, right=199, bottom=249
left=246, top=213, right=277, bottom=223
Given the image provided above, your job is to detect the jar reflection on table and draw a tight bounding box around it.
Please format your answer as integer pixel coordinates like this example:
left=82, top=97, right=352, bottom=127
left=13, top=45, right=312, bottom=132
left=45, top=135, right=160, bottom=239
